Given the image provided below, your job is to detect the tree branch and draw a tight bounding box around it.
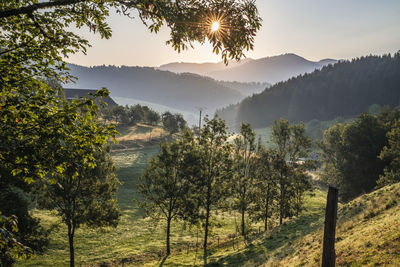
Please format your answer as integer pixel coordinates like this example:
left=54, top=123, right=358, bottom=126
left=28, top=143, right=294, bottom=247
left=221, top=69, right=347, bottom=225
left=0, top=0, right=86, bottom=19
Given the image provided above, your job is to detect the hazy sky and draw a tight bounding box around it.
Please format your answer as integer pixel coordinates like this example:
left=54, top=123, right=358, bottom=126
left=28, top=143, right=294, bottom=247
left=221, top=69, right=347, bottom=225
left=67, top=0, right=400, bottom=67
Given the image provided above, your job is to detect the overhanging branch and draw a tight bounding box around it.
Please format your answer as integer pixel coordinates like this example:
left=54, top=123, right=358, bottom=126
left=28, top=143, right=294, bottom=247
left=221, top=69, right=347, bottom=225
left=0, top=0, right=86, bottom=18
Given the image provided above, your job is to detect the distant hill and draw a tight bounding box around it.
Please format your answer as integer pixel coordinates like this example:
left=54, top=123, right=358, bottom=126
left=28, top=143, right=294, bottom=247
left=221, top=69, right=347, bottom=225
left=217, top=53, right=400, bottom=130
left=160, top=54, right=338, bottom=84
left=66, top=64, right=248, bottom=115
left=216, top=80, right=270, bottom=95
left=208, top=54, right=338, bottom=83
left=158, top=58, right=254, bottom=76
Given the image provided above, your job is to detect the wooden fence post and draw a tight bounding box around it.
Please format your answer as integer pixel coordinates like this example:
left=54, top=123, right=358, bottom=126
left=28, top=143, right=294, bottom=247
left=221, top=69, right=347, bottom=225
left=322, top=186, right=338, bottom=267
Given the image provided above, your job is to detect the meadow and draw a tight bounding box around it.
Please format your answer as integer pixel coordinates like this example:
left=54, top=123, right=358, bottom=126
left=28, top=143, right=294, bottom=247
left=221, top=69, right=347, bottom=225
left=18, top=125, right=400, bottom=266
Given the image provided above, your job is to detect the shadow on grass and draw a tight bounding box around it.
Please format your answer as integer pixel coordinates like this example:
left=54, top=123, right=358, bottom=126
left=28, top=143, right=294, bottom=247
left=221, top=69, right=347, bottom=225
left=211, top=209, right=325, bottom=266
left=159, top=254, right=169, bottom=267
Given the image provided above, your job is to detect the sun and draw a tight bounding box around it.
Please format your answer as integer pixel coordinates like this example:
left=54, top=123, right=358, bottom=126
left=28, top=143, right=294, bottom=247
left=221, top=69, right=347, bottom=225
left=211, top=21, right=220, bottom=32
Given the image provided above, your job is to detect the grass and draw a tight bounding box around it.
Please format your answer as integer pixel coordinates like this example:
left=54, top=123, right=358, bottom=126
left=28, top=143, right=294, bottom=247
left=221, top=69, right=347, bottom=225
left=20, top=140, right=257, bottom=266
left=270, top=182, right=400, bottom=266
left=17, top=125, right=250, bottom=266
left=18, top=124, right=400, bottom=266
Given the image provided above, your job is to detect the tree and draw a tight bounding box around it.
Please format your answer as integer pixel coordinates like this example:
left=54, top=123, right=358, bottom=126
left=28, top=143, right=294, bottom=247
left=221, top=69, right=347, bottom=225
left=127, top=105, right=145, bottom=125
left=270, top=118, right=313, bottom=224
left=162, top=112, right=187, bottom=134
left=35, top=145, right=120, bottom=267
left=113, top=105, right=130, bottom=124
left=194, top=116, right=232, bottom=265
left=377, top=119, right=400, bottom=187
left=0, top=213, right=33, bottom=266
left=1, top=0, right=261, bottom=262
left=146, top=109, right=161, bottom=126
left=137, top=129, right=197, bottom=256
left=249, top=146, right=278, bottom=232
left=0, top=82, right=117, bottom=263
left=318, top=113, right=388, bottom=200
left=1, top=0, right=261, bottom=182
left=0, top=185, right=49, bottom=265
left=232, top=123, right=256, bottom=236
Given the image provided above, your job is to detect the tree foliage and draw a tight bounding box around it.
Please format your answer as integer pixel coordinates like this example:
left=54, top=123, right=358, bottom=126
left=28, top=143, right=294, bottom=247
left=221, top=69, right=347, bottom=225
left=217, top=53, right=400, bottom=130
left=192, top=116, right=232, bottom=265
left=378, top=119, right=400, bottom=186
left=1, top=0, right=261, bottom=84
left=0, top=212, right=33, bottom=266
left=318, top=110, right=400, bottom=201
left=162, top=111, right=187, bottom=134
left=270, top=118, right=314, bottom=224
left=0, top=186, right=48, bottom=265
left=0, top=83, right=117, bottom=264
left=232, top=122, right=256, bottom=236
left=249, top=146, right=279, bottom=231
left=137, top=129, right=198, bottom=256
left=102, top=104, right=161, bottom=126
left=35, top=145, right=120, bottom=267
left=137, top=117, right=318, bottom=265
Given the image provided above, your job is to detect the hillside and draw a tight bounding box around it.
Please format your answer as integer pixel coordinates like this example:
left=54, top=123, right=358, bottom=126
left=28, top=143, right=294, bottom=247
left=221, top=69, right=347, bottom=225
left=217, top=53, right=400, bottom=130
left=160, top=54, right=337, bottom=84
left=275, top=182, right=400, bottom=266
left=158, top=58, right=254, bottom=76
left=66, top=64, right=245, bottom=114
left=198, top=182, right=400, bottom=267
left=209, top=54, right=337, bottom=83
left=217, top=81, right=270, bottom=96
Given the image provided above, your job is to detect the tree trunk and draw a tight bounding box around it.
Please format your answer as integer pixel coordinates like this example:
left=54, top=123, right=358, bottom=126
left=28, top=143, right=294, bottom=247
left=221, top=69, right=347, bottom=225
left=166, top=214, right=172, bottom=256
left=264, top=197, right=269, bottom=232
left=241, top=207, right=245, bottom=236
left=241, top=186, right=247, bottom=236
left=279, top=179, right=284, bottom=225
left=67, top=223, right=75, bottom=267
left=203, top=189, right=211, bottom=266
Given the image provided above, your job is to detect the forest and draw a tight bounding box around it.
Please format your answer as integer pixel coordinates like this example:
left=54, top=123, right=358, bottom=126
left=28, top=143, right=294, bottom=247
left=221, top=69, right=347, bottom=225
left=217, top=53, right=400, bottom=130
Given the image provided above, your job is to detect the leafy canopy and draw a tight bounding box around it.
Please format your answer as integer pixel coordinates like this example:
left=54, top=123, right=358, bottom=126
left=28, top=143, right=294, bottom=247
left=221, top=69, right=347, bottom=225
left=1, top=0, right=262, bottom=84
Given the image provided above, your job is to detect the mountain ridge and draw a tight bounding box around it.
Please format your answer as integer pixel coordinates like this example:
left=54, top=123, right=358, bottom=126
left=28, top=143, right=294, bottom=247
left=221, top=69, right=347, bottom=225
left=159, top=53, right=338, bottom=84
left=65, top=63, right=261, bottom=122
left=216, top=53, right=400, bottom=130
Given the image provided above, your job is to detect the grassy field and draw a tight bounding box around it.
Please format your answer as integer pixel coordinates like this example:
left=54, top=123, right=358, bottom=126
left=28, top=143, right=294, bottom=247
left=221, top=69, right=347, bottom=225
left=276, top=182, right=400, bottom=266
left=19, top=140, right=269, bottom=266
left=18, top=124, right=400, bottom=266
left=18, top=126, right=261, bottom=266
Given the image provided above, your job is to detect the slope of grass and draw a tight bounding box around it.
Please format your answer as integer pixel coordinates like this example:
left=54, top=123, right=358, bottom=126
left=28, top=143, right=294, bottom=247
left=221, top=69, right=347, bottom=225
left=274, top=182, right=400, bottom=266
left=18, top=123, right=400, bottom=266
left=155, top=183, right=400, bottom=267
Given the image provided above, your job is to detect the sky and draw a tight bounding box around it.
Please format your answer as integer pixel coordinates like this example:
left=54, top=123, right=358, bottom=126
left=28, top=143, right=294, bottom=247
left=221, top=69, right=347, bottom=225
left=67, top=0, right=400, bottom=67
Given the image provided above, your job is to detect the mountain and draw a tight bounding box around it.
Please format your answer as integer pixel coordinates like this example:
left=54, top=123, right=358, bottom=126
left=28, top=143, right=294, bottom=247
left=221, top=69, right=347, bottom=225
left=158, top=58, right=254, bottom=76
left=216, top=53, right=400, bottom=130
left=318, top=58, right=338, bottom=65
left=208, top=54, right=338, bottom=83
left=159, top=54, right=338, bottom=84
left=66, top=64, right=247, bottom=116
left=216, top=80, right=270, bottom=95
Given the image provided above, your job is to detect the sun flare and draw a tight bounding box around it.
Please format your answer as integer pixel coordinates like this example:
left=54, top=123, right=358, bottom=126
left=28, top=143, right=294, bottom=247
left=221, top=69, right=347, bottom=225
left=211, top=21, right=220, bottom=32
